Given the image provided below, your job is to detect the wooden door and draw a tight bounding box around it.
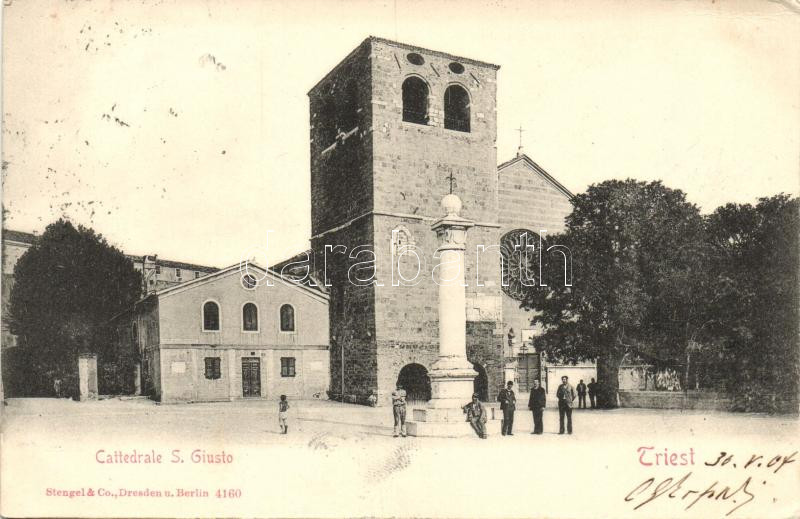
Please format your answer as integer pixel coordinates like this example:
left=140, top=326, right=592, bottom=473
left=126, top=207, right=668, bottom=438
left=241, top=357, right=261, bottom=397
left=518, top=353, right=541, bottom=392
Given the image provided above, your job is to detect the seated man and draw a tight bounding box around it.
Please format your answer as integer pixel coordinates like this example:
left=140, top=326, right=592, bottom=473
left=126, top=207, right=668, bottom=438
left=462, top=393, right=488, bottom=439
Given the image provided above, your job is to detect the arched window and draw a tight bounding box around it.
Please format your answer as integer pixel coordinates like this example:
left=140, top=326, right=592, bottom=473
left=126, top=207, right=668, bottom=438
left=402, top=77, right=429, bottom=125
left=242, top=303, right=258, bottom=332
left=391, top=225, right=414, bottom=257
left=203, top=301, right=220, bottom=331
left=279, top=304, right=295, bottom=332
left=444, top=84, right=470, bottom=132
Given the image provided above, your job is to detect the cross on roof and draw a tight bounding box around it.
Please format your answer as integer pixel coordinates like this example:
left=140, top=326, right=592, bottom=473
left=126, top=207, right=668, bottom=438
left=516, top=125, right=525, bottom=148
left=445, top=172, right=457, bottom=194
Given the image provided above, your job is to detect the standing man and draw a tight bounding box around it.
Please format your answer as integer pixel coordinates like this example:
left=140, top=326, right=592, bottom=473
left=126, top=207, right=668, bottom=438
left=556, top=376, right=576, bottom=434
left=497, top=381, right=516, bottom=436
left=391, top=383, right=407, bottom=437
left=576, top=379, right=587, bottom=409
left=527, top=379, right=546, bottom=434
left=587, top=378, right=598, bottom=409
left=462, top=393, right=488, bottom=439
left=278, top=394, right=290, bottom=434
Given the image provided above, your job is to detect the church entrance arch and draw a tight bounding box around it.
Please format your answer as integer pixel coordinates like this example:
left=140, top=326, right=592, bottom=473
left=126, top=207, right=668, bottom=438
left=472, top=363, right=489, bottom=401
left=397, top=363, right=431, bottom=404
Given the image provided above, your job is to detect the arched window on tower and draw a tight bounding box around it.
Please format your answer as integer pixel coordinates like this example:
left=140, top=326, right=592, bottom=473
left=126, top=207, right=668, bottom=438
left=444, top=84, right=470, bottom=132
left=402, top=77, right=429, bottom=125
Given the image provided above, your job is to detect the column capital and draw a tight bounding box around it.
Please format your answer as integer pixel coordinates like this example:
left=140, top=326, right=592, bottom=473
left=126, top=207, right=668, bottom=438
left=431, top=216, right=474, bottom=251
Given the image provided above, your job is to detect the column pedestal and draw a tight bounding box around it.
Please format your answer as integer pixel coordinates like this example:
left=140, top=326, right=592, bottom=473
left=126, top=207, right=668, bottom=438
left=407, top=366, right=478, bottom=437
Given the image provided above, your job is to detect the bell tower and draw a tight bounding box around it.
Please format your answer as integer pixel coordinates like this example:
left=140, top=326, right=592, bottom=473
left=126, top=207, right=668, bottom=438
left=309, top=37, right=503, bottom=405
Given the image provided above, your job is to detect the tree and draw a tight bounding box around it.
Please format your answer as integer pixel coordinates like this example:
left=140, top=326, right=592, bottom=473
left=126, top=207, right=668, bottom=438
left=705, top=195, right=799, bottom=412
left=519, top=180, right=708, bottom=408
left=7, top=219, right=141, bottom=396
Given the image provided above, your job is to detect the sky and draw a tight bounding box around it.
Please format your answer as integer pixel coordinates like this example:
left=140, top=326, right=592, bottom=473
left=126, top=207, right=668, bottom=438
left=2, top=0, right=798, bottom=268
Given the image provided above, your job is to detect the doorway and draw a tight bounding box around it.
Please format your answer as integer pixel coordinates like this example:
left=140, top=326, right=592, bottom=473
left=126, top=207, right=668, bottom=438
left=472, top=362, right=489, bottom=401
left=241, top=357, right=261, bottom=397
left=397, top=363, right=431, bottom=404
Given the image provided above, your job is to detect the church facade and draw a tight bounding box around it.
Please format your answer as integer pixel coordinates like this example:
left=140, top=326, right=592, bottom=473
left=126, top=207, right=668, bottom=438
left=307, top=37, right=576, bottom=405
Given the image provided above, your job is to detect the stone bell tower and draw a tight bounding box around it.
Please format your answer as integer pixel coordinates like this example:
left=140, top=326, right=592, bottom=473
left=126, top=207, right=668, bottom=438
left=308, top=37, right=504, bottom=405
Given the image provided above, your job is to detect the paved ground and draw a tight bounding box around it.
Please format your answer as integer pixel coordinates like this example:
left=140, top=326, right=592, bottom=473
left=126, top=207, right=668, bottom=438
left=1, top=397, right=798, bottom=518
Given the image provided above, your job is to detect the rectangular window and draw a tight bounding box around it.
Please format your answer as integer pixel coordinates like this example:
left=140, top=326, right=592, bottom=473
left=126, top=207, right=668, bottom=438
left=176, top=268, right=182, bottom=278
left=195, top=271, right=200, bottom=279
left=155, top=265, right=161, bottom=275
left=280, top=357, right=296, bottom=377
left=204, top=357, right=221, bottom=380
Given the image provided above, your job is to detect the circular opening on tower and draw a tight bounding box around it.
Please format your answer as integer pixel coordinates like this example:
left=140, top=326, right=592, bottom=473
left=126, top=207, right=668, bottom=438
left=406, top=52, right=425, bottom=66
left=448, top=62, right=465, bottom=74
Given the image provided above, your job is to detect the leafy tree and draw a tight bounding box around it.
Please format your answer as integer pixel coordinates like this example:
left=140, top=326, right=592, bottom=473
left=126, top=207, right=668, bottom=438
left=705, top=195, right=799, bottom=412
left=7, top=219, right=141, bottom=396
left=520, top=180, right=708, bottom=408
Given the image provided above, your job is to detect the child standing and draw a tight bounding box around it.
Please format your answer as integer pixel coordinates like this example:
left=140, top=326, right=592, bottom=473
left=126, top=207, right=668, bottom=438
left=278, top=395, right=289, bottom=434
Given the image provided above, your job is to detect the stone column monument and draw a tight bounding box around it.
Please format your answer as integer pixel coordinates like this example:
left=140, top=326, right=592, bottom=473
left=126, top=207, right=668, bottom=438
left=408, top=194, right=477, bottom=437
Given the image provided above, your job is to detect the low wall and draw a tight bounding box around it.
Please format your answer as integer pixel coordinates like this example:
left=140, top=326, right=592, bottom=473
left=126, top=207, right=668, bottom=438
left=619, top=390, right=733, bottom=411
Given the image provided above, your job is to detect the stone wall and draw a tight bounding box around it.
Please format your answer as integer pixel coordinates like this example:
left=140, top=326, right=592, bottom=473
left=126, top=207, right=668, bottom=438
left=497, top=156, right=572, bottom=234
left=313, top=220, right=378, bottom=404
left=619, top=390, right=734, bottom=411
left=309, top=39, right=374, bottom=236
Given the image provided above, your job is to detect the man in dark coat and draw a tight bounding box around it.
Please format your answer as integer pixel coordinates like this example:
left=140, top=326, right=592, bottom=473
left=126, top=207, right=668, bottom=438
left=462, top=393, right=488, bottom=439
left=576, top=379, right=587, bottom=409
left=587, top=378, right=598, bottom=409
left=497, top=381, right=516, bottom=435
left=527, top=379, right=546, bottom=434
left=556, top=376, right=576, bottom=434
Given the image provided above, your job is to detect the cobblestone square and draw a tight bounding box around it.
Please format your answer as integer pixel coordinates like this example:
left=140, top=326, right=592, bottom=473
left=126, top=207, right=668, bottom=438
left=2, top=398, right=797, bottom=518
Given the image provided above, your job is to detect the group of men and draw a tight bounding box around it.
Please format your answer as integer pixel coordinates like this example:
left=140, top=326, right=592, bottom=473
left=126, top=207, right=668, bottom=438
left=576, top=378, right=600, bottom=409
left=391, top=375, right=601, bottom=439
left=495, top=376, right=580, bottom=436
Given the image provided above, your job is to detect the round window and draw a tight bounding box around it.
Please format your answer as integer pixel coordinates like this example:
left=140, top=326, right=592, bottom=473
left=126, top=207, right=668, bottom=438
left=241, top=274, right=257, bottom=290
left=500, top=230, right=540, bottom=300
left=406, top=52, right=425, bottom=66
left=448, top=62, right=465, bottom=74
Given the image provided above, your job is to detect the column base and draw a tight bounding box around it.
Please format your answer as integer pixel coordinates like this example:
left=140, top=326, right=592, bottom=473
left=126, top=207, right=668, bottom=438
left=406, top=407, right=473, bottom=437
left=407, top=364, right=477, bottom=437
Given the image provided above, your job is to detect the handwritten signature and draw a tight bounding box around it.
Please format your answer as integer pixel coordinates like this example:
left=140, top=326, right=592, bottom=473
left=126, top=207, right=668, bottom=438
left=624, top=450, right=796, bottom=517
